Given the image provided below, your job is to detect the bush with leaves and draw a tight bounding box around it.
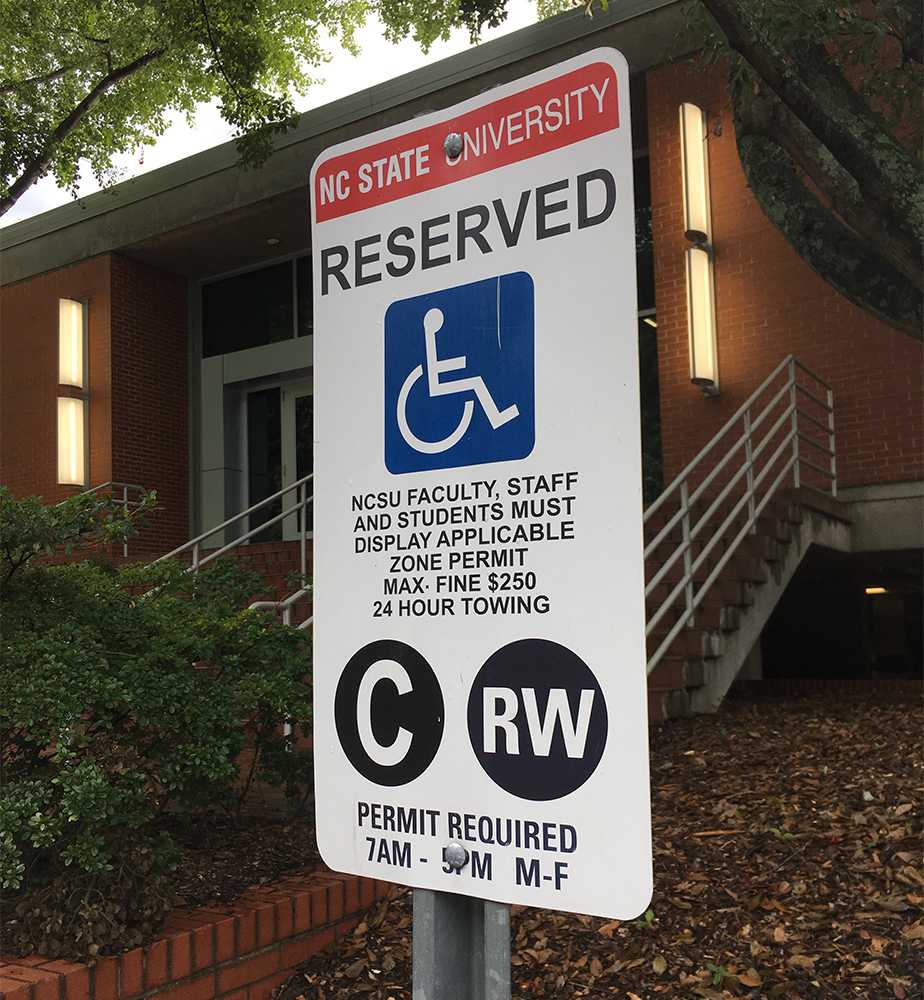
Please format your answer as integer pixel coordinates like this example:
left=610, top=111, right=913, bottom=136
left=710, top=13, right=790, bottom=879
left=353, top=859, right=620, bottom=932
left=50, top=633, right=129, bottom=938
left=0, top=487, right=312, bottom=958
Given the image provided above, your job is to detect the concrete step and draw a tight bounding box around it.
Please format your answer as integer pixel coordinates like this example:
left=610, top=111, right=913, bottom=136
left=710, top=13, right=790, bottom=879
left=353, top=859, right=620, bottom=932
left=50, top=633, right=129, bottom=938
left=647, top=626, right=723, bottom=660
left=649, top=549, right=768, bottom=587
left=647, top=600, right=741, bottom=634
left=783, top=501, right=804, bottom=525
left=645, top=510, right=789, bottom=567
left=786, top=487, right=851, bottom=525
left=740, top=533, right=785, bottom=564
left=645, top=523, right=744, bottom=558
left=647, top=578, right=756, bottom=610
left=644, top=494, right=805, bottom=556
left=647, top=687, right=691, bottom=723
left=755, top=515, right=793, bottom=543
left=647, top=657, right=706, bottom=690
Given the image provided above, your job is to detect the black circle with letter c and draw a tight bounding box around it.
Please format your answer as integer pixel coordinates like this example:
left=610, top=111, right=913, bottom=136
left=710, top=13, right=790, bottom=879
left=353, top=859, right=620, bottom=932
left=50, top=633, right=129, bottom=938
left=334, top=639, right=444, bottom=786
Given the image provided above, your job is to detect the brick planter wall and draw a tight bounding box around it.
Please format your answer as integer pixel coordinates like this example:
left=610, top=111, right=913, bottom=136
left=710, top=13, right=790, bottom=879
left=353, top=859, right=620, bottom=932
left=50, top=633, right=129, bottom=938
left=0, top=871, right=390, bottom=1000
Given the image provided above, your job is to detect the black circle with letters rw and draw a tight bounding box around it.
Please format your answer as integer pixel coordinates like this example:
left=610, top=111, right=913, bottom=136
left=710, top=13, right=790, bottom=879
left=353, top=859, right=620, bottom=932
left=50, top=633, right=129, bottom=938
left=467, top=638, right=608, bottom=801
left=335, top=639, right=444, bottom=786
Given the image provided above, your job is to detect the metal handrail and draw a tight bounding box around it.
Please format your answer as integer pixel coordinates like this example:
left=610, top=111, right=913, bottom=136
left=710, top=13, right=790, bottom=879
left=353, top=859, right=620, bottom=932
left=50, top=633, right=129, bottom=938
left=74, top=480, right=146, bottom=497
left=250, top=586, right=312, bottom=627
left=61, top=481, right=149, bottom=557
left=645, top=356, right=830, bottom=520
left=154, top=473, right=313, bottom=576
left=644, top=356, right=836, bottom=674
left=151, top=473, right=314, bottom=628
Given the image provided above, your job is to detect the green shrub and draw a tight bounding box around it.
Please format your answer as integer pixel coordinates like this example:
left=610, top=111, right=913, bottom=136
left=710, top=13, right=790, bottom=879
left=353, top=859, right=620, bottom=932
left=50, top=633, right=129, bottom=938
left=0, top=488, right=312, bottom=958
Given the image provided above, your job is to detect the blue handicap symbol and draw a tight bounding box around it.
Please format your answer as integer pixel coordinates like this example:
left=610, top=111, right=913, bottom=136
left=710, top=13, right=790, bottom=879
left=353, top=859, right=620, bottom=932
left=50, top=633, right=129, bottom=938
left=384, top=272, right=535, bottom=475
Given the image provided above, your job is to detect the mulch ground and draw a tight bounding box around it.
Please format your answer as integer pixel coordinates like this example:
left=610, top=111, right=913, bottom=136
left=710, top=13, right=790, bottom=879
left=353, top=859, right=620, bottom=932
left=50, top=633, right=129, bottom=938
left=276, top=691, right=923, bottom=999
left=162, top=813, right=319, bottom=908
left=0, top=810, right=322, bottom=955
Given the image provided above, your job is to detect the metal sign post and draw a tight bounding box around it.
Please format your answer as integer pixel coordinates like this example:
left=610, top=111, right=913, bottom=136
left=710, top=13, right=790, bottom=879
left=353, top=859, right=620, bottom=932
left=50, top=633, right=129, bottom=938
left=412, top=889, right=510, bottom=1000
left=310, top=47, right=651, bottom=998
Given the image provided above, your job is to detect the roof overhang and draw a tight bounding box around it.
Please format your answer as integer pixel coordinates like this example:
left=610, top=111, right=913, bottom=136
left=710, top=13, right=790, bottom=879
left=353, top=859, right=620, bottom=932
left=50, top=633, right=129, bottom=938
left=0, top=0, right=692, bottom=285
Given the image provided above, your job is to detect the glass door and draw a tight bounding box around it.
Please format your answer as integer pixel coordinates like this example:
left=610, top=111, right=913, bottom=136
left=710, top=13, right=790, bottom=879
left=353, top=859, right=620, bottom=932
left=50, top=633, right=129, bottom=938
left=246, top=386, right=283, bottom=542
left=281, top=381, right=314, bottom=541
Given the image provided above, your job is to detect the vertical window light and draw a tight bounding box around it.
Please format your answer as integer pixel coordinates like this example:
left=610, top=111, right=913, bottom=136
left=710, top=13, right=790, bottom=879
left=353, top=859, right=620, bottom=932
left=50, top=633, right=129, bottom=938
left=58, top=298, right=86, bottom=387
left=57, top=397, right=86, bottom=486
left=679, top=103, right=712, bottom=244
left=57, top=298, right=88, bottom=485
left=679, top=103, right=719, bottom=395
left=685, top=245, right=718, bottom=395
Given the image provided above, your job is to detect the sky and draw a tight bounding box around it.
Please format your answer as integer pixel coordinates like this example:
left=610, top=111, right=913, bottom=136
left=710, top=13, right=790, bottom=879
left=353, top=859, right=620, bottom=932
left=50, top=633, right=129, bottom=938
left=1, top=0, right=538, bottom=227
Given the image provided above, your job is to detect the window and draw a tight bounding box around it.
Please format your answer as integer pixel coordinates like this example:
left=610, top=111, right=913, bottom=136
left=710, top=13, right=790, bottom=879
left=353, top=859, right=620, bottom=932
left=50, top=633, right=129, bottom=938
left=202, top=256, right=313, bottom=357
left=296, top=256, right=313, bottom=338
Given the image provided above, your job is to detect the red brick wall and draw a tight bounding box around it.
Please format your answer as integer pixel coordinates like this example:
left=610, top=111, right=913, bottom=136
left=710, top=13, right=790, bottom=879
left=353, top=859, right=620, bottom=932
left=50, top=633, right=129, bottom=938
left=110, top=255, right=189, bottom=554
left=647, top=59, right=923, bottom=490
left=1, top=257, right=113, bottom=502
left=1, top=254, right=189, bottom=552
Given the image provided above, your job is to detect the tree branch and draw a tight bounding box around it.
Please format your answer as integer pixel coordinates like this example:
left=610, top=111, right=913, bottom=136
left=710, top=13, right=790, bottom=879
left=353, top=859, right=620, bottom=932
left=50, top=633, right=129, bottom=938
left=732, top=71, right=922, bottom=292
left=733, top=121, right=922, bottom=340
left=198, top=0, right=239, bottom=97
left=0, top=47, right=164, bottom=218
left=700, top=0, right=923, bottom=250
left=0, top=65, right=73, bottom=93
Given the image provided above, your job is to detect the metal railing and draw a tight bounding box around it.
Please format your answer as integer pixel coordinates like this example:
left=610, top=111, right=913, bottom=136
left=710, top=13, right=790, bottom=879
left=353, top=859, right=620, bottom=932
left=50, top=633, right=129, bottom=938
left=67, top=481, right=148, bottom=557
left=154, top=474, right=314, bottom=627
left=644, top=356, right=836, bottom=674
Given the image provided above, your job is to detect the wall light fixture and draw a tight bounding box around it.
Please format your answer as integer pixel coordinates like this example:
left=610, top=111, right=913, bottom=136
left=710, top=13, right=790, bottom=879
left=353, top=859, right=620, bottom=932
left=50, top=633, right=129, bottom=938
left=685, top=245, right=719, bottom=396
left=679, top=103, right=719, bottom=396
left=57, top=397, right=87, bottom=486
left=679, top=103, right=712, bottom=244
left=57, top=298, right=89, bottom=486
left=58, top=298, right=86, bottom=388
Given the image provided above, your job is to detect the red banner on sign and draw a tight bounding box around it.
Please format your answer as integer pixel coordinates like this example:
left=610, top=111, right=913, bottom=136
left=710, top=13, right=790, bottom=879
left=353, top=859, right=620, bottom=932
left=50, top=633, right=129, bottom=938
left=313, top=62, right=619, bottom=223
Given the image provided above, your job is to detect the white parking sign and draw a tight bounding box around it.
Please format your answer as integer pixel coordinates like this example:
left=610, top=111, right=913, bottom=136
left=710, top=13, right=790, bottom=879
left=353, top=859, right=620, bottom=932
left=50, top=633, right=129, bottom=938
left=311, top=47, right=652, bottom=917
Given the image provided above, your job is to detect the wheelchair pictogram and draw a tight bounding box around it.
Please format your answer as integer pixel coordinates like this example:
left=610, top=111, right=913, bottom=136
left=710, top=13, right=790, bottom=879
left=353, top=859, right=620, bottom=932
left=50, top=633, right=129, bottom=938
left=384, top=272, right=535, bottom=474
left=384, top=271, right=535, bottom=474
left=396, top=307, right=520, bottom=455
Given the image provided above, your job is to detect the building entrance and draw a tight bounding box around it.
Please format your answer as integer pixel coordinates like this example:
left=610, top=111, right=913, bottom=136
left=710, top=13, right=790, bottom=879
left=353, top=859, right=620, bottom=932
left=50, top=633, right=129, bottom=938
left=246, top=379, right=313, bottom=542
left=281, top=381, right=313, bottom=540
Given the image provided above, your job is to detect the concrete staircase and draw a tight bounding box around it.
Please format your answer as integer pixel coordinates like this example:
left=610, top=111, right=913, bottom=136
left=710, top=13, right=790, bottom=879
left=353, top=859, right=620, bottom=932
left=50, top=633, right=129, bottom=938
left=641, top=356, right=845, bottom=721
left=645, top=488, right=851, bottom=722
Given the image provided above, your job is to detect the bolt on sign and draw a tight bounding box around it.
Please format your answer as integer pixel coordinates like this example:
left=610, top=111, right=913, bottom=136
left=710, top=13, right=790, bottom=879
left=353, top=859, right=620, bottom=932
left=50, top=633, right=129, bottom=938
left=311, top=48, right=652, bottom=918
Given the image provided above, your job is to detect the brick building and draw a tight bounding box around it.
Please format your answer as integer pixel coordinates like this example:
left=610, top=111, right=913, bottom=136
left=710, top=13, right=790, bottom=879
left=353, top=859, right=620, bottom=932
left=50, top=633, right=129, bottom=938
left=2, top=0, right=921, bottom=714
